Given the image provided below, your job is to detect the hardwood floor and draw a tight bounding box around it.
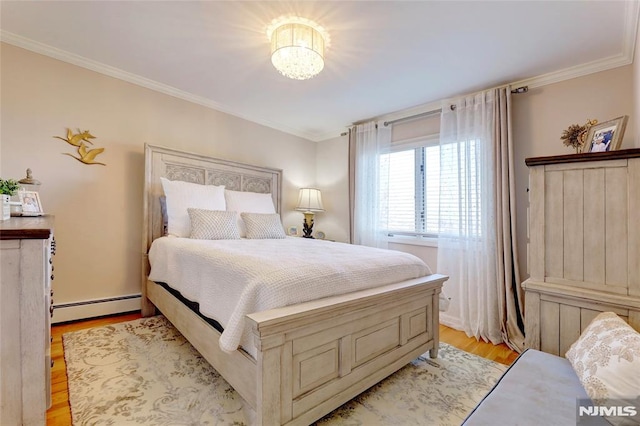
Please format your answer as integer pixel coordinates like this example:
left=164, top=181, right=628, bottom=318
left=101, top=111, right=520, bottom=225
left=47, top=312, right=519, bottom=425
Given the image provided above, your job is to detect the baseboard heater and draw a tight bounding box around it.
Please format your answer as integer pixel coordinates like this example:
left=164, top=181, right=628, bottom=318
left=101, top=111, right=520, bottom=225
left=52, top=294, right=141, bottom=324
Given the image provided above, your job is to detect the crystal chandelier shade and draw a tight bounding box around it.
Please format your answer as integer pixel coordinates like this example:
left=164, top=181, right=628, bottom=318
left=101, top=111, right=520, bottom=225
left=270, top=22, right=325, bottom=80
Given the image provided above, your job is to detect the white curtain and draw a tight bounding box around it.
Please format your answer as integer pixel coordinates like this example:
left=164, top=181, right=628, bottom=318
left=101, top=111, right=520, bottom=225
left=437, top=90, right=502, bottom=344
left=350, top=121, right=391, bottom=248
left=437, top=87, right=525, bottom=351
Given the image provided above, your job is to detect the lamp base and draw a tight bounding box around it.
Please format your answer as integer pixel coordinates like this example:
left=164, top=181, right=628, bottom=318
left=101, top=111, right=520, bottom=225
left=302, top=212, right=315, bottom=238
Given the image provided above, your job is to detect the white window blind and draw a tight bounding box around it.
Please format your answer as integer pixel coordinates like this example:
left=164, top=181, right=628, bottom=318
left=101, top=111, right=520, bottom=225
left=438, top=139, right=481, bottom=238
left=381, top=135, right=481, bottom=238
left=385, top=149, right=415, bottom=232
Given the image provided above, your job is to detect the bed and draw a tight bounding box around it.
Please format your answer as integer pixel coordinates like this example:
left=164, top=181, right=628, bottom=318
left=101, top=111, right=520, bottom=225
left=141, top=143, right=448, bottom=425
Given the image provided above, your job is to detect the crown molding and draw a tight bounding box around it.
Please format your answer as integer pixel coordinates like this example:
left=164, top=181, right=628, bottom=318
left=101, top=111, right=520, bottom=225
left=3, top=0, right=639, bottom=145
left=511, top=52, right=634, bottom=90
left=0, top=30, right=318, bottom=142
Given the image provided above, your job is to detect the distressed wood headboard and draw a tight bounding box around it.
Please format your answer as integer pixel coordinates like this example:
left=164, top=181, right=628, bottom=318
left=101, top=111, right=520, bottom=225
left=142, top=144, right=283, bottom=255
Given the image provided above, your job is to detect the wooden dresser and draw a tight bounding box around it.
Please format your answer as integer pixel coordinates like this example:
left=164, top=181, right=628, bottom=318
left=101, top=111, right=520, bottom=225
left=0, top=216, right=55, bottom=425
left=523, top=149, right=640, bottom=356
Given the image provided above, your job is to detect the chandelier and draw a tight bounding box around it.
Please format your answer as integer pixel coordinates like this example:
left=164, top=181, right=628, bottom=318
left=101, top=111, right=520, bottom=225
left=267, top=18, right=327, bottom=80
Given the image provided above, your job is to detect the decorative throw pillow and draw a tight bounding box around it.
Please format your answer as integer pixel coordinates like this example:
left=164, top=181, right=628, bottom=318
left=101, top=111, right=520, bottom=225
left=160, top=177, right=226, bottom=238
left=188, top=208, right=240, bottom=240
left=565, top=312, right=640, bottom=405
left=225, top=190, right=276, bottom=237
left=240, top=212, right=286, bottom=239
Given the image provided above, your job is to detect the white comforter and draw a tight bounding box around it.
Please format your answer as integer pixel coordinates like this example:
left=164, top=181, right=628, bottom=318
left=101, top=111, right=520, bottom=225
left=148, top=237, right=431, bottom=354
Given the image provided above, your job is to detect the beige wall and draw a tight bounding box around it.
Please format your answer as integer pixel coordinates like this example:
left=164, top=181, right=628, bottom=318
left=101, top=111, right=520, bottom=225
left=1, top=44, right=317, bottom=319
left=315, top=134, right=350, bottom=243
left=316, top=65, right=635, bottom=282
left=635, top=26, right=640, bottom=148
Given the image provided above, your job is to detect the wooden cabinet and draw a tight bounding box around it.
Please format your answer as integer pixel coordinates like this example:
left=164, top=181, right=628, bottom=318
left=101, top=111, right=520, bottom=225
left=523, top=149, right=640, bottom=356
left=0, top=216, right=54, bottom=425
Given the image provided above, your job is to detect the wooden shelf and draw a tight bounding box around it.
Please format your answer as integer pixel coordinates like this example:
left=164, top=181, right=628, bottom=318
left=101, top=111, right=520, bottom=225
left=525, top=148, right=640, bottom=167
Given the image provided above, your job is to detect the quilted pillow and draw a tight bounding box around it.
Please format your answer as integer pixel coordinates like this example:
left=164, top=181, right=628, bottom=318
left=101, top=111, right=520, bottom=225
left=160, top=177, right=226, bottom=237
left=240, top=212, right=286, bottom=239
left=565, top=312, right=640, bottom=405
left=188, top=208, right=240, bottom=240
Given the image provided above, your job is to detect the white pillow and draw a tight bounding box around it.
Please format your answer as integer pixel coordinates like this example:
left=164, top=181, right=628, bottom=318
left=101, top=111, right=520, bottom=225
left=188, top=208, right=240, bottom=240
left=240, top=213, right=286, bottom=239
left=565, top=312, right=640, bottom=406
left=160, top=177, right=226, bottom=237
left=224, top=190, right=276, bottom=237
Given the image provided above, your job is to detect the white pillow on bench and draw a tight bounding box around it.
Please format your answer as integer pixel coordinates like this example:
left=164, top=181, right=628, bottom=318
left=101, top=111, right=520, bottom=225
left=566, top=312, right=640, bottom=406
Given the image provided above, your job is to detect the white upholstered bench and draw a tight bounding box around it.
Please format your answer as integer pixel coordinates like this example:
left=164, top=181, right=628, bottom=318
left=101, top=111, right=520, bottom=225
left=464, top=312, right=640, bottom=426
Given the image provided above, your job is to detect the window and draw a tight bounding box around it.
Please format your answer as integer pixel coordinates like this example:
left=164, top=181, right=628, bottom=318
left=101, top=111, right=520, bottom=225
left=381, top=135, right=481, bottom=239
left=438, top=138, right=482, bottom=238
left=381, top=135, right=440, bottom=238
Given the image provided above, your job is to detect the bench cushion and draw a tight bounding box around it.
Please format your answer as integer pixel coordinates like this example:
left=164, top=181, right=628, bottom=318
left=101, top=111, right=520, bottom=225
left=463, top=349, right=608, bottom=425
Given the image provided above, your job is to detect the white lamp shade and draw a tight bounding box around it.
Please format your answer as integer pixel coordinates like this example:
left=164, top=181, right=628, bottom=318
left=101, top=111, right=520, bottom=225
left=295, top=188, right=324, bottom=212
left=270, top=22, right=325, bottom=80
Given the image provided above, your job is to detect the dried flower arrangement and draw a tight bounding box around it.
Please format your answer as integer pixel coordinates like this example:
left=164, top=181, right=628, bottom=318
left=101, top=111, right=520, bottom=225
left=561, top=119, right=598, bottom=152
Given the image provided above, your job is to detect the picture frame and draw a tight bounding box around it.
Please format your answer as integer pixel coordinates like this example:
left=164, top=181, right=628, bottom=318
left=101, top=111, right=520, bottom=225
left=18, top=190, right=44, bottom=216
left=581, top=115, right=628, bottom=153
left=287, top=225, right=298, bottom=236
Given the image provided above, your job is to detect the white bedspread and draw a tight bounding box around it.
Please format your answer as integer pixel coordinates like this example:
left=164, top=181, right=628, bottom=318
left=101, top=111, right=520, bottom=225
left=148, top=237, right=432, bottom=354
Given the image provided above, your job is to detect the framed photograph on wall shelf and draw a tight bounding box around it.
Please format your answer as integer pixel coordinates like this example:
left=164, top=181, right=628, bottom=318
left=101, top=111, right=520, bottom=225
left=581, top=115, right=628, bottom=153
left=18, top=190, right=44, bottom=216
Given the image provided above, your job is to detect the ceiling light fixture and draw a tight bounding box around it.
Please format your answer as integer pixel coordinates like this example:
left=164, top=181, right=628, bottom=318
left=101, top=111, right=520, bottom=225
left=267, top=17, right=328, bottom=80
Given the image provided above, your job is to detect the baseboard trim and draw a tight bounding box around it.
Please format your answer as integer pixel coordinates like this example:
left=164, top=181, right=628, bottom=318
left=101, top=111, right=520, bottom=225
left=52, top=294, right=141, bottom=324
left=439, top=313, right=464, bottom=332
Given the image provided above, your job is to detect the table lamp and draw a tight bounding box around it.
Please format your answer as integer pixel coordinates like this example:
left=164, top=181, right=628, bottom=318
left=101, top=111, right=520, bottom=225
left=295, top=188, right=324, bottom=238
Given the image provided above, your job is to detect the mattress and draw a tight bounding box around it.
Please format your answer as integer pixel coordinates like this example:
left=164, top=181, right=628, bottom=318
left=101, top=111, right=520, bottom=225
left=148, top=236, right=432, bottom=356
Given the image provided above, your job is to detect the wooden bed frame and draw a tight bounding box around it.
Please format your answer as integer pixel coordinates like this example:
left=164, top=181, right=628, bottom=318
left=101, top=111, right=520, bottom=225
left=141, top=144, right=448, bottom=425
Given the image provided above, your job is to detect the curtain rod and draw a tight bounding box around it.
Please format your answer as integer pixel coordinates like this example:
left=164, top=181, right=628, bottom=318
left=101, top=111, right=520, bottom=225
left=382, top=85, right=529, bottom=127
left=341, top=85, right=529, bottom=135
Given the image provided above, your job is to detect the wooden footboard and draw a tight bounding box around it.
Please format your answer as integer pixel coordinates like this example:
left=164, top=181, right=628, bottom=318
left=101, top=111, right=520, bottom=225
left=248, top=274, right=445, bottom=425
left=146, top=274, right=446, bottom=426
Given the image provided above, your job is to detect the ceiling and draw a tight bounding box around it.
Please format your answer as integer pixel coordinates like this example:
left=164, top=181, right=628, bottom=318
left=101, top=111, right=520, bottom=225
left=1, top=1, right=638, bottom=142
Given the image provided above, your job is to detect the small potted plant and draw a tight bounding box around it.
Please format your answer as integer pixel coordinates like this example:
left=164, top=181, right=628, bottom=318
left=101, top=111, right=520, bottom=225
left=0, top=178, right=20, bottom=220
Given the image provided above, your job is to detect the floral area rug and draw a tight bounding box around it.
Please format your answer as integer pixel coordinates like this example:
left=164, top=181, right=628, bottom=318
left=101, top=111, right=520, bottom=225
left=63, top=315, right=506, bottom=425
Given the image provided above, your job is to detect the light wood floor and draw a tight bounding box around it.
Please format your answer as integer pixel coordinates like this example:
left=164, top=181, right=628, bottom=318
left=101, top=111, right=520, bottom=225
left=47, top=312, right=519, bottom=425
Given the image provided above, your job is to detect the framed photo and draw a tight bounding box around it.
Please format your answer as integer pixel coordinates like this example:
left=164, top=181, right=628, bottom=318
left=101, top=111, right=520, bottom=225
left=18, top=190, right=44, bottom=216
left=581, top=115, right=628, bottom=153
left=287, top=225, right=298, bottom=236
